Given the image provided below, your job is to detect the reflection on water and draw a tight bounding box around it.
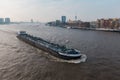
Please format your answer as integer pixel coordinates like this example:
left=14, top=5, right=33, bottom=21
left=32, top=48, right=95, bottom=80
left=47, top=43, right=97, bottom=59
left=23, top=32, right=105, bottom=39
left=0, top=24, right=120, bottom=80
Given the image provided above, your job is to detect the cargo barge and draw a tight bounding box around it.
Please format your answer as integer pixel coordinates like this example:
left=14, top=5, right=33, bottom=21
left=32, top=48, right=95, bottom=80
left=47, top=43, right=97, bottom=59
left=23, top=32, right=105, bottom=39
left=17, top=31, right=86, bottom=60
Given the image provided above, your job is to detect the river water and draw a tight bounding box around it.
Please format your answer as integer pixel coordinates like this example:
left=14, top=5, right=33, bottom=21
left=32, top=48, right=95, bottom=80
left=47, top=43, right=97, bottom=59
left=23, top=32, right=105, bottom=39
left=0, top=23, right=120, bottom=80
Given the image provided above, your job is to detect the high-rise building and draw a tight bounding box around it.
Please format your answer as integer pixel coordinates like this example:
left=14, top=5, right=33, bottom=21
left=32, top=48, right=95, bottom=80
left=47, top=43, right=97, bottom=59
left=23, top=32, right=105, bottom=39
left=5, top=18, right=10, bottom=24
left=0, top=18, right=4, bottom=24
left=56, top=20, right=61, bottom=26
left=61, top=16, right=66, bottom=23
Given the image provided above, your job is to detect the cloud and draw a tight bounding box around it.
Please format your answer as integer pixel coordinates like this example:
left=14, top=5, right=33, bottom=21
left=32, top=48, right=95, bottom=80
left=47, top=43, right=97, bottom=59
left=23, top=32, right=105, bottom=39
left=0, top=0, right=120, bottom=22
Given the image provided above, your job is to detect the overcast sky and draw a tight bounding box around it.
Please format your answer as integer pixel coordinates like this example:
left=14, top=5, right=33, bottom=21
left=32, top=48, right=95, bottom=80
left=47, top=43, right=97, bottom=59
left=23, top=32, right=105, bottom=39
left=0, top=0, right=120, bottom=22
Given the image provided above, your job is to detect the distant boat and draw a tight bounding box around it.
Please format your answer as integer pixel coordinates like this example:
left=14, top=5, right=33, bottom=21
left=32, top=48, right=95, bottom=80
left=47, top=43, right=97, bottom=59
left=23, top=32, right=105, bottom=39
left=17, top=31, right=87, bottom=60
left=66, top=26, right=71, bottom=29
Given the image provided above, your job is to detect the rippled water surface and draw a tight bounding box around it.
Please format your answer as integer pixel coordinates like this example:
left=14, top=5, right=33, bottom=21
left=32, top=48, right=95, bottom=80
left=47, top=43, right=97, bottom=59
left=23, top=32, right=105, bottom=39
left=0, top=23, right=120, bottom=80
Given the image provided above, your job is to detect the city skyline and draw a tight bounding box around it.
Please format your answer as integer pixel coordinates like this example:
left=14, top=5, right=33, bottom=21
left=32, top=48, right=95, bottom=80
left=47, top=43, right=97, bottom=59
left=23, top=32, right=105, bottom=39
left=0, top=0, right=120, bottom=22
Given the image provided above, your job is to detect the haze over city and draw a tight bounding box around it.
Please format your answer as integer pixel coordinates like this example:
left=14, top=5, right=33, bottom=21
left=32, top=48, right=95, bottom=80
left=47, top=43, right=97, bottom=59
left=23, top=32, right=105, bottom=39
left=0, top=0, right=120, bottom=22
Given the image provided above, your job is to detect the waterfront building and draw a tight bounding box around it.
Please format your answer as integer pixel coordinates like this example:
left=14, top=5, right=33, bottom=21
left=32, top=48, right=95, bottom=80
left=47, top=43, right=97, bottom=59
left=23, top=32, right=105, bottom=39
left=5, top=18, right=10, bottom=24
left=55, top=20, right=61, bottom=26
left=67, top=20, right=82, bottom=27
left=80, top=22, right=90, bottom=28
left=47, top=21, right=56, bottom=26
left=119, top=19, right=120, bottom=29
left=67, top=20, right=90, bottom=28
left=0, top=18, right=4, bottom=24
left=114, top=18, right=119, bottom=29
left=97, top=19, right=100, bottom=28
left=61, top=16, right=66, bottom=23
left=90, top=21, right=97, bottom=28
left=97, top=18, right=120, bottom=29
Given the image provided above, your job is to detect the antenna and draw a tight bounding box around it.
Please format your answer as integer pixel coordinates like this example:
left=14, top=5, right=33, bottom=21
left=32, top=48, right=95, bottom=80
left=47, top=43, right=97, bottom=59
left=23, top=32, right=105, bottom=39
left=75, top=13, right=77, bottom=21
left=75, top=16, right=77, bottom=21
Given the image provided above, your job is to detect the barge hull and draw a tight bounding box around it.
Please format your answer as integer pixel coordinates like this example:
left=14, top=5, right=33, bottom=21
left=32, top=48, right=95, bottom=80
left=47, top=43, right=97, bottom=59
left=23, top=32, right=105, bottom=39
left=17, top=36, right=81, bottom=60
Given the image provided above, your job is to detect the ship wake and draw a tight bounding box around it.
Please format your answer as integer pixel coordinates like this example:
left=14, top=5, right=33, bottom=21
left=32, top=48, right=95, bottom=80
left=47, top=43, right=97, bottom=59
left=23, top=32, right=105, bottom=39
left=49, top=54, right=87, bottom=64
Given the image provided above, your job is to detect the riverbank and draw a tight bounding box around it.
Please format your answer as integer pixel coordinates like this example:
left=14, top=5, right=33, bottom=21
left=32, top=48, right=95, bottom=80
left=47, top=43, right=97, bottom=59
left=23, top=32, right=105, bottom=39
left=78, top=27, right=120, bottom=32
left=62, top=26, right=120, bottom=32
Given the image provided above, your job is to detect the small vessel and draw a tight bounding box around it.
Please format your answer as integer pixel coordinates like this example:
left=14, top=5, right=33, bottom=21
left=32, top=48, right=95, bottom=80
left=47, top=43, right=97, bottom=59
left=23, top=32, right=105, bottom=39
left=67, top=26, right=71, bottom=29
left=17, top=31, right=86, bottom=60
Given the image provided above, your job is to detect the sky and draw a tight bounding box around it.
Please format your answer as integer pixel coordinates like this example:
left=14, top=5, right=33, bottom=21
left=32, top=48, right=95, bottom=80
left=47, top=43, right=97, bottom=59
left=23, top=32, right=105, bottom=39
left=0, top=0, right=120, bottom=22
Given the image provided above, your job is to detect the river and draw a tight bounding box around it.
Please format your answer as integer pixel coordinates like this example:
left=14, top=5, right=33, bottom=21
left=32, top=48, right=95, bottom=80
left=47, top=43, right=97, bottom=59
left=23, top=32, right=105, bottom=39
left=0, top=23, right=120, bottom=80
